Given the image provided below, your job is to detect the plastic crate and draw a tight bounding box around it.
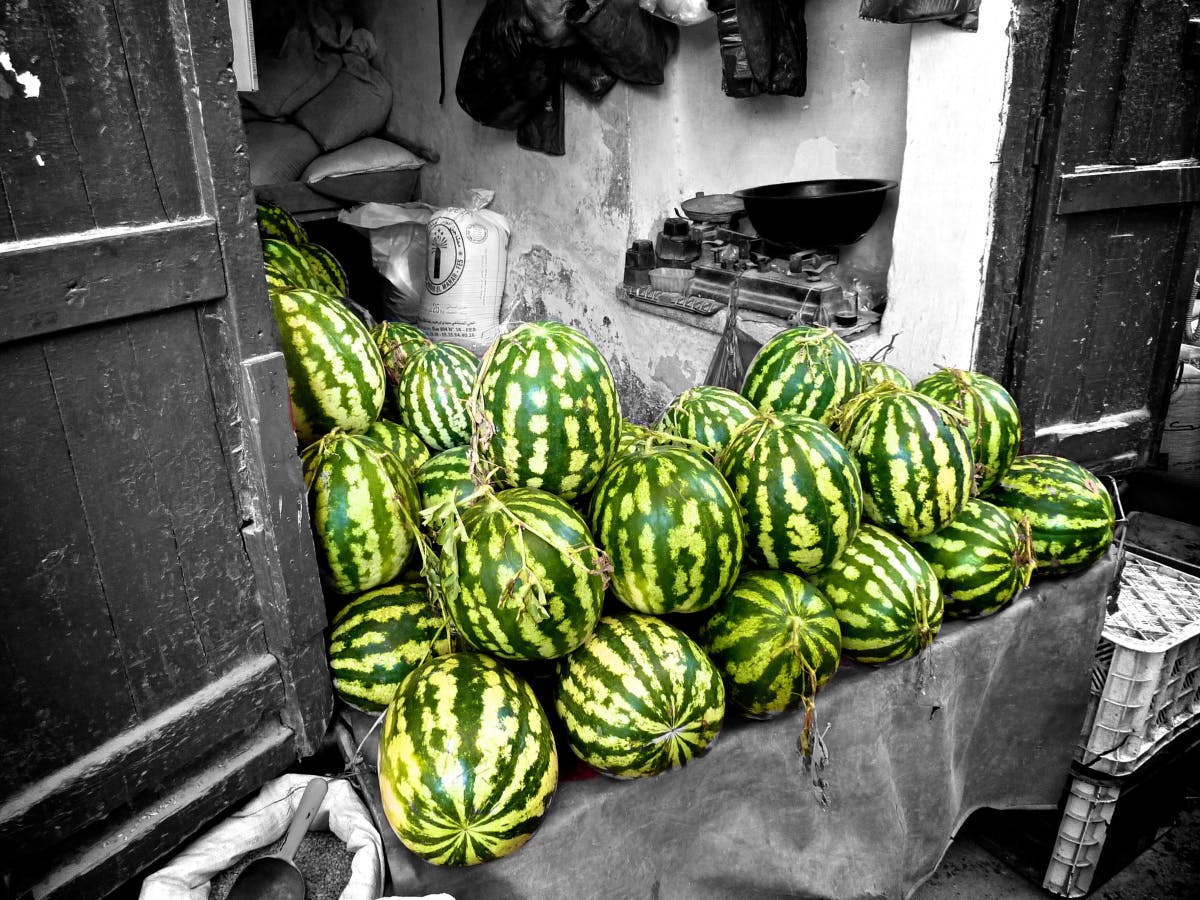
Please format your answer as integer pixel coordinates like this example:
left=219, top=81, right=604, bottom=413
left=1076, top=551, right=1200, bottom=776
left=1042, top=774, right=1122, bottom=897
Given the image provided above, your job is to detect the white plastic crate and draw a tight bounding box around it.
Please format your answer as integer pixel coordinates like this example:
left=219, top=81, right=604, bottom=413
left=1076, top=552, right=1200, bottom=776
left=1042, top=773, right=1122, bottom=898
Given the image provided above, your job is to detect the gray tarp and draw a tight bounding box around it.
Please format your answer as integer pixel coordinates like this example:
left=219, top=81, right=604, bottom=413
left=349, top=553, right=1115, bottom=900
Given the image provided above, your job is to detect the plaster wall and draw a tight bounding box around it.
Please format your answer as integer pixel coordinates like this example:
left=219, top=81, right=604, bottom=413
left=355, top=0, right=911, bottom=420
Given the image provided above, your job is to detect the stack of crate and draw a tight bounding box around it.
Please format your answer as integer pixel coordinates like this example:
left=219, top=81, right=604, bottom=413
left=1043, top=550, right=1200, bottom=897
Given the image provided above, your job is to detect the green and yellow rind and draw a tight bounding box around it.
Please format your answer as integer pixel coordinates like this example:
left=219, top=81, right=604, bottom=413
left=328, top=581, right=447, bottom=712
left=718, top=411, right=863, bottom=575
left=590, top=446, right=745, bottom=615
left=984, top=454, right=1115, bottom=575
left=908, top=497, right=1034, bottom=618
left=473, top=321, right=621, bottom=500
left=378, top=653, right=558, bottom=866
left=396, top=342, right=480, bottom=451
left=658, top=385, right=758, bottom=459
left=914, top=368, right=1021, bottom=493
left=740, top=325, right=861, bottom=424
left=443, top=487, right=605, bottom=660
left=859, top=360, right=913, bottom=391
left=363, top=419, right=432, bottom=474
left=256, top=202, right=307, bottom=246
left=699, top=570, right=842, bottom=719
left=270, top=287, right=385, bottom=446
left=302, top=432, right=419, bottom=595
left=554, top=614, right=725, bottom=779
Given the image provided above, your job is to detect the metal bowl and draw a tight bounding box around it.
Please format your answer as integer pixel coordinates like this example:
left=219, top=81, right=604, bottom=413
left=732, top=179, right=897, bottom=248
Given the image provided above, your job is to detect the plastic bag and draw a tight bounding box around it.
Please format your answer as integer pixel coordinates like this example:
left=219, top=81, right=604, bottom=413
left=859, top=0, right=981, bottom=32
left=419, top=189, right=511, bottom=352
left=639, top=0, right=713, bottom=26
left=339, top=202, right=436, bottom=323
left=569, top=0, right=679, bottom=86
left=456, top=0, right=557, bottom=129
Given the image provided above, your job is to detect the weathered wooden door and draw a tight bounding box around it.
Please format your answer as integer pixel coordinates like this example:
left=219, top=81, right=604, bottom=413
left=977, top=0, right=1200, bottom=473
left=0, top=3, right=330, bottom=897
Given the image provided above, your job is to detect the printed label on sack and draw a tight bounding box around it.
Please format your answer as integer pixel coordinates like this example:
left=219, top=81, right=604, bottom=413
left=426, top=217, right=466, bottom=295
left=465, top=223, right=488, bottom=244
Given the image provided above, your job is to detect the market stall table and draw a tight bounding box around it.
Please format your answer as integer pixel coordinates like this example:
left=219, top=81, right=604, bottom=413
left=342, top=553, right=1116, bottom=900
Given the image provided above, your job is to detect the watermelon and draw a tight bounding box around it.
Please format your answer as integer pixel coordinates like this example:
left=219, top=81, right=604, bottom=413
left=301, top=431, right=420, bottom=595
left=914, top=367, right=1021, bottom=493
left=441, top=487, right=605, bottom=660
left=372, top=321, right=432, bottom=387
left=908, top=497, right=1034, bottom=618
left=473, top=321, right=620, bottom=500
left=811, top=523, right=943, bottom=664
left=363, top=419, right=431, bottom=474
left=395, top=342, right=479, bottom=451
left=718, top=411, right=862, bottom=575
left=270, top=287, right=385, bottom=446
left=741, top=325, right=861, bottom=424
left=256, top=202, right=307, bottom=246
left=657, top=385, right=758, bottom=458
left=417, top=446, right=477, bottom=515
left=328, top=580, right=449, bottom=711
left=836, top=385, right=973, bottom=539
left=985, top=454, right=1115, bottom=575
left=302, top=242, right=349, bottom=299
left=554, top=613, right=725, bottom=779
left=590, top=445, right=744, bottom=615
left=699, top=570, right=842, bottom=719
left=378, top=652, right=558, bottom=866
left=262, top=238, right=322, bottom=292
left=859, top=360, right=913, bottom=390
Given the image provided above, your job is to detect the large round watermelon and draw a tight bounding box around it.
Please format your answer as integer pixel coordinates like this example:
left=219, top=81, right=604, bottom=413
left=859, top=360, right=913, bottom=390
left=699, top=570, right=842, bottom=718
left=378, top=653, right=558, bottom=866
left=473, top=321, right=621, bottom=500
left=914, top=367, right=1021, bottom=493
left=741, top=325, right=860, bottom=424
left=657, top=385, right=758, bottom=458
left=372, top=321, right=431, bottom=387
left=718, top=411, right=862, bottom=575
left=270, top=287, right=385, bottom=446
left=395, top=341, right=479, bottom=451
left=985, top=454, right=1115, bottom=575
left=590, top=445, right=744, bottom=615
left=811, top=523, right=944, bottom=664
left=554, top=614, right=725, bottom=779
left=363, top=418, right=431, bottom=474
left=908, top=497, right=1034, bottom=618
left=328, top=580, right=449, bottom=711
left=301, top=431, right=420, bottom=594
left=442, top=487, right=605, bottom=660
left=836, top=385, right=973, bottom=539
left=256, top=202, right=307, bottom=246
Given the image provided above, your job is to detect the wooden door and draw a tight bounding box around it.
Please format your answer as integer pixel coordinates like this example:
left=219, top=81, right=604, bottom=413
left=976, top=0, right=1200, bottom=473
left=0, top=3, right=330, bottom=897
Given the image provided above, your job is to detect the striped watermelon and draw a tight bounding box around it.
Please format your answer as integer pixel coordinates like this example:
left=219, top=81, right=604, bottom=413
left=328, top=580, right=449, bottom=711
left=859, top=360, right=913, bottom=390
left=554, top=614, right=725, bottom=779
left=908, top=497, right=1034, bottom=618
left=270, top=288, right=385, bottom=446
left=836, top=385, right=973, bottom=539
left=698, top=570, right=842, bottom=719
left=657, top=385, right=758, bottom=458
left=615, top=419, right=658, bottom=456
left=417, top=446, right=477, bottom=515
left=372, top=321, right=432, bottom=387
left=914, top=368, right=1021, bottom=493
left=257, top=202, right=307, bottom=246
left=302, top=431, right=420, bottom=594
left=442, top=487, right=605, bottom=660
left=741, top=325, right=861, bottom=424
left=364, top=419, right=431, bottom=474
left=590, top=446, right=744, bottom=615
left=302, top=242, right=349, bottom=299
left=718, top=411, right=862, bottom=575
left=262, top=238, right=323, bottom=292
left=811, top=523, right=944, bottom=664
left=985, top=455, right=1115, bottom=575
left=395, top=342, right=479, bottom=451
left=473, top=321, right=620, bottom=500
left=378, top=652, right=558, bottom=866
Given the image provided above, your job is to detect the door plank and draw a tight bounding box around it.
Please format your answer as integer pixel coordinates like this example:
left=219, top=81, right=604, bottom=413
left=0, top=341, right=139, bottom=795
left=0, top=652, right=283, bottom=857
left=0, top=219, right=226, bottom=345
left=1058, top=161, right=1200, bottom=214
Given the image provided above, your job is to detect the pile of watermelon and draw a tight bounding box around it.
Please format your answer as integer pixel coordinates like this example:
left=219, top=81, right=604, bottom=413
left=256, top=200, right=1117, bottom=867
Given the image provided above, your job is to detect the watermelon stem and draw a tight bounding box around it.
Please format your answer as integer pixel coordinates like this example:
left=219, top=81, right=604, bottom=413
left=1012, top=514, right=1036, bottom=591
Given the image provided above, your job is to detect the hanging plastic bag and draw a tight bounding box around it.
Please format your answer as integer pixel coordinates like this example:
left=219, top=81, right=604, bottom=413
left=639, top=0, right=713, bottom=26
left=419, top=189, right=511, bottom=352
left=568, top=0, right=679, bottom=86
left=456, top=0, right=558, bottom=129
left=338, top=201, right=435, bottom=323
left=859, top=0, right=981, bottom=32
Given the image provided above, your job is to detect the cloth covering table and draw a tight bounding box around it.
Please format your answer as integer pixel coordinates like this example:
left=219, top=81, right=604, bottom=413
left=345, top=553, right=1116, bottom=900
